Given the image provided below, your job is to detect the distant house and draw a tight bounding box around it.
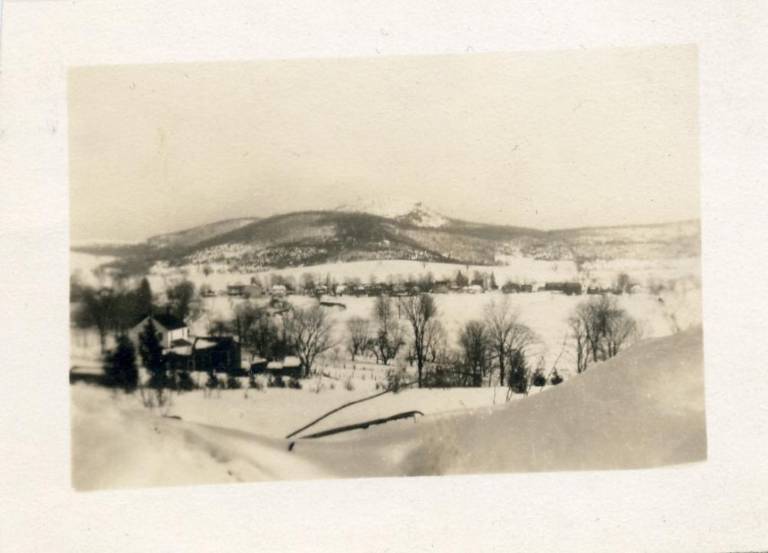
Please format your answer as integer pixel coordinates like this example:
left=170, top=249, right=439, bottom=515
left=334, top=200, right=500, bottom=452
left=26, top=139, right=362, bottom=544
left=227, top=284, right=246, bottom=297
left=502, top=282, right=534, bottom=294
left=587, top=286, right=615, bottom=295
left=314, top=285, right=328, bottom=297
left=130, top=313, right=189, bottom=350
left=351, top=285, right=367, bottom=297
left=265, top=356, right=303, bottom=379
left=502, top=282, right=520, bottom=293
left=249, top=356, right=268, bottom=374
left=392, top=284, right=408, bottom=297
left=432, top=283, right=450, bottom=294
left=191, top=336, right=241, bottom=374
left=544, top=282, right=583, bottom=296
left=270, top=284, right=287, bottom=297
left=161, top=336, right=241, bottom=374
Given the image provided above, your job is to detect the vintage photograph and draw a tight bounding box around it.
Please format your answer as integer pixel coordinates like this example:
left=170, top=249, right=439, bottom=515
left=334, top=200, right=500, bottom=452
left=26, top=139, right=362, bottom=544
left=68, top=46, right=704, bottom=490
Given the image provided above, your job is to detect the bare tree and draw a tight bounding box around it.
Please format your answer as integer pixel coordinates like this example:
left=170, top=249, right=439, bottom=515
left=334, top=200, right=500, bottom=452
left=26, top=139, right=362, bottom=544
left=483, top=296, right=536, bottom=386
left=615, top=272, right=634, bottom=294
left=458, top=320, right=490, bottom=387
left=346, top=316, right=371, bottom=361
left=283, top=304, right=336, bottom=377
left=568, top=315, right=590, bottom=374
left=371, top=296, right=405, bottom=365
left=74, top=287, right=115, bottom=352
left=570, top=294, right=639, bottom=373
left=423, top=319, right=447, bottom=363
left=166, top=280, right=196, bottom=321
left=399, top=293, right=438, bottom=388
left=604, top=312, right=639, bottom=358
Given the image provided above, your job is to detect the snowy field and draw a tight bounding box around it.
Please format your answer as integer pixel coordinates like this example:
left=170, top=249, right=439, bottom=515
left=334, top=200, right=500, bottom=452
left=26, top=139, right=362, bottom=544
left=70, top=327, right=705, bottom=489
left=184, top=287, right=701, bottom=372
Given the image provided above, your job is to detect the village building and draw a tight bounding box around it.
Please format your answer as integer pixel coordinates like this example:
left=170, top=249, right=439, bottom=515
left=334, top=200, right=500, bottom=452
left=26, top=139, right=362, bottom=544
left=249, top=356, right=268, bottom=374
left=129, top=313, right=190, bottom=350
left=544, top=282, right=583, bottom=295
left=270, top=284, right=287, bottom=297
left=265, top=356, right=303, bottom=379
left=334, top=284, right=348, bottom=296
left=191, top=336, right=241, bottom=374
left=227, top=284, right=246, bottom=297
left=163, top=336, right=242, bottom=374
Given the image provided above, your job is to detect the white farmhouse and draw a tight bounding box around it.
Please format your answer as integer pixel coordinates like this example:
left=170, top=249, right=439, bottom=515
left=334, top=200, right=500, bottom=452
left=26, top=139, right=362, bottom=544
left=130, top=313, right=190, bottom=350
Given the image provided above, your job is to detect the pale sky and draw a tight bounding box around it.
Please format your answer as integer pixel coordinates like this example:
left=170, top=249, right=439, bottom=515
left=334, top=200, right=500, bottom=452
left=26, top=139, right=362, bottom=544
left=69, top=45, right=699, bottom=243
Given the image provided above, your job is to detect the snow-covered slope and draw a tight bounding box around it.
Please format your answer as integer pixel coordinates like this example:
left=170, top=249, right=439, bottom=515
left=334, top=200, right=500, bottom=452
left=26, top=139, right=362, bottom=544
left=70, top=327, right=704, bottom=489
left=294, top=326, right=706, bottom=475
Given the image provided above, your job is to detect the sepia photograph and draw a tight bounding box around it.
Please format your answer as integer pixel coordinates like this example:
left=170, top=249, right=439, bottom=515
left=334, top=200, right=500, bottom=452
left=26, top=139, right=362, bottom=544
left=67, top=45, right=704, bottom=491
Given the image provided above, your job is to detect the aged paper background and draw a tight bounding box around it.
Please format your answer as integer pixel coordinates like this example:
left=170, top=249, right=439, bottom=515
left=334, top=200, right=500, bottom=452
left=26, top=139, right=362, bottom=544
left=0, top=1, right=766, bottom=551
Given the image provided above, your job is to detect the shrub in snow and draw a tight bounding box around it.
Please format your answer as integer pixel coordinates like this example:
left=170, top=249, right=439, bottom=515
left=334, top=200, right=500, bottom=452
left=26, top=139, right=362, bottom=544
left=385, top=367, right=407, bottom=393
left=344, top=377, right=355, bottom=391
left=531, top=368, right=547, bottom=388
left=550, top=370, right=564, bottom=386
left=176, top=371, right=197, bottom=391
left=288, top=377, right=302, bottom=390
left=268, top=375, right=286, bottom=388
left=310, top=376, right=324, bottom=394
left=507, top=350, right=530, bottom=395
left=226, top=375, right=242, bottom=389
left=205, top=372, right=219, bottom=389
left=248, top=375, right=264, bottom=390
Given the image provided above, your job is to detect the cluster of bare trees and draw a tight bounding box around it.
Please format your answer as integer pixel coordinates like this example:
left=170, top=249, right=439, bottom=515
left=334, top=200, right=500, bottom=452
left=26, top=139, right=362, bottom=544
left=72, top=277, right=155, bottom=352
left=345, top=294, right=441, bottom=387
left=223, top=302, right=337, bottom=377
left=452, top=297, right=537, bottom=389
left=345, top=294, right=536, bottom=390
left=568, top=295, right=639, bottom=374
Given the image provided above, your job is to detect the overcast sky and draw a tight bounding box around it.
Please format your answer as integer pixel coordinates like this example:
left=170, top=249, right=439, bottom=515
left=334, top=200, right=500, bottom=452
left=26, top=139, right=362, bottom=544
left=69, top=45, right=699, bottom=243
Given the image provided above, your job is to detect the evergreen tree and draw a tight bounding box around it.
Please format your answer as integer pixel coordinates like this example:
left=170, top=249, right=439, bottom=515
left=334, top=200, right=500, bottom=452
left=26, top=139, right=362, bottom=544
left=139, top=319, right=166, bottom=389
left=507, top=349, right=530, bottom=395
left=135, top=277, right=153, bottom=317
left=104, top=335, right=138, bottom=392
left=490, top=272, right=498, bottom=290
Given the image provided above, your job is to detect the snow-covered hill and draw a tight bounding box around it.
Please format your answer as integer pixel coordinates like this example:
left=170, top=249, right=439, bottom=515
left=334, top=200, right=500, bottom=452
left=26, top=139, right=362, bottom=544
left=335, top=198, right=450, bottom=228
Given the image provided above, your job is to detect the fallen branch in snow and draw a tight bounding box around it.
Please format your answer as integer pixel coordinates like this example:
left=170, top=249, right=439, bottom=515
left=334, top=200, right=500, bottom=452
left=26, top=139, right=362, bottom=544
left=284, top=380, right=417, bottom=439
left=291, top=410, right=424, bottom=445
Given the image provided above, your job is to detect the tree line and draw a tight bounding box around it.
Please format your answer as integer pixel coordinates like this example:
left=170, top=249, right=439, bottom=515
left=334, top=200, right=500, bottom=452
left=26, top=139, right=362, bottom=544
left=72, top=272, right=640, bottom=397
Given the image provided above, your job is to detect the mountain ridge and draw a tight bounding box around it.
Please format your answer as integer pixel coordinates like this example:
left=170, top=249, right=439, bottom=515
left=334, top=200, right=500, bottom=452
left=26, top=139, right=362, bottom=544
left=71, top=202, right=700, bottom=273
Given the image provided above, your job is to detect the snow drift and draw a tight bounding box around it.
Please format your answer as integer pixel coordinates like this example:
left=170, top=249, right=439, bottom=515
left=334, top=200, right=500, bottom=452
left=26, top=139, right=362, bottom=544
left=292, top=326, right=706, bottom=476
left=70, top=327, right=704, bottom=490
